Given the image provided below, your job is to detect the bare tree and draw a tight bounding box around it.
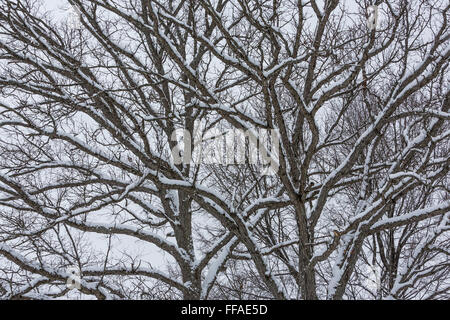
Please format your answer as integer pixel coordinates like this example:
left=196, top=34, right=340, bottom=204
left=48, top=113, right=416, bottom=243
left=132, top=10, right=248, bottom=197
left=0, top=0, right=448, bottom=300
